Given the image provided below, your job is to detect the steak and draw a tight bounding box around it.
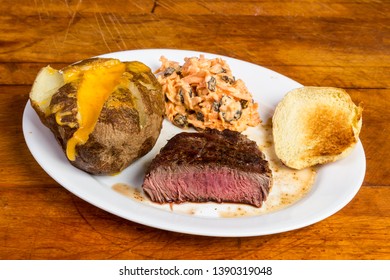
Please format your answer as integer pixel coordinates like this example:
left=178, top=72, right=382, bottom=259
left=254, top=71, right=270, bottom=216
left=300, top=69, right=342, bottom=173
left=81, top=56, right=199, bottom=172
left=142, top=129, right=273, bottom=208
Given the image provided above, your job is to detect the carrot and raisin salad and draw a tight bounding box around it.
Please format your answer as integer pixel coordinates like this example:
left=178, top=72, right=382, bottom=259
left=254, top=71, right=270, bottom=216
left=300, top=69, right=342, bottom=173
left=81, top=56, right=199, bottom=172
left=155, top=55, right=261, bottom=132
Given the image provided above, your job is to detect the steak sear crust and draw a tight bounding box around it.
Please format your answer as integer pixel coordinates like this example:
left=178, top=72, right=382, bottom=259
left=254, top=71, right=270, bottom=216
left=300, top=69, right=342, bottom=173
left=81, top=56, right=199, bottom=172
left=142, top=129, right=273, bottom=208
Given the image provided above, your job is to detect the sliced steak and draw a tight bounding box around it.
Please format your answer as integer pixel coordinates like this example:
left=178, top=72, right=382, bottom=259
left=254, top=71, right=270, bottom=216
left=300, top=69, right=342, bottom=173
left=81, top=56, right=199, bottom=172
left=142, top=129, right=273, bottom=208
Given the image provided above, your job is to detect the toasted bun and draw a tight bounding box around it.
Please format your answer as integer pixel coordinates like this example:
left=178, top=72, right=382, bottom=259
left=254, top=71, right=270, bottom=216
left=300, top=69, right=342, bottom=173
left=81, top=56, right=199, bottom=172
left=272, top=86, right=362, bottom=170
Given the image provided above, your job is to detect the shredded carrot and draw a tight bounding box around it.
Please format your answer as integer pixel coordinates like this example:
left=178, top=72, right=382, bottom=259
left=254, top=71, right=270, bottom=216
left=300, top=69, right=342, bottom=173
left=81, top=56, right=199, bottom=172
left=155, top=55, right=261, bottom=132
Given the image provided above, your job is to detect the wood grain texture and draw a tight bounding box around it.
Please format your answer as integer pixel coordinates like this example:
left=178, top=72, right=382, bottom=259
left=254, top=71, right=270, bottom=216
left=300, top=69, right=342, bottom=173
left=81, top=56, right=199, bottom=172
left=0, top=186, right=389, bottom=260
left=0, top=0, right=389, bottom=260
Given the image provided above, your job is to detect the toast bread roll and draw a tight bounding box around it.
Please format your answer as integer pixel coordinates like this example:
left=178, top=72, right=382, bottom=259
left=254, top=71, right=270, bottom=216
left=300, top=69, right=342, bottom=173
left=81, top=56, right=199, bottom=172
left=272, top=86, right=362, bottom=170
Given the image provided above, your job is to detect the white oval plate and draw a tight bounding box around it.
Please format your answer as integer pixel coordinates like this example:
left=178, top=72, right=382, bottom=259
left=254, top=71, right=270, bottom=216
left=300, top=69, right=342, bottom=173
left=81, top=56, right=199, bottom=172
left=22, top=49, right=366, bottom=237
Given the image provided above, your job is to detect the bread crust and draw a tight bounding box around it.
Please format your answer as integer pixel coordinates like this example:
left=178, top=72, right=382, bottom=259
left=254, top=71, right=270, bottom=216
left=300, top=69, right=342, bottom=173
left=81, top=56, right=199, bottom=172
left=272, top=86, right=362, bottom=170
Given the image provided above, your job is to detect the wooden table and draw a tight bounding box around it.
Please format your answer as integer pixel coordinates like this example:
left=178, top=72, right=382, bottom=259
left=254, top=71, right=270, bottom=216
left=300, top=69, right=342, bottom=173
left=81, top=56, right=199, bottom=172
left=1, top=0, right=389, bottom=260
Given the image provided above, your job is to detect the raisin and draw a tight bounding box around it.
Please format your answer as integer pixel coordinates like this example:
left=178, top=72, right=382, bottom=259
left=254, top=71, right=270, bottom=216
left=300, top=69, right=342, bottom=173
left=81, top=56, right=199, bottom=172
left=173, top=114, right=188, bottom=127
left=221, top=75, right=235, bottom=84
left=212, top=101, right=221, bottom=112
left=178, top=88, right=185, bottom=104
left=163, top=67, right=175, bottom=77
left=207, top=76, right=216, bottom=91
left=240, top=99, right=249, bottom=109
left=196, top=111, right=205, bottom=122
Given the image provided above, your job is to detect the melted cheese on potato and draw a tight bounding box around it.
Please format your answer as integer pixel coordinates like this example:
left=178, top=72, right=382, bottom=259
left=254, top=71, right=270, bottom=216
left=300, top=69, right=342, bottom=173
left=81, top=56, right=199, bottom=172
left=66, top=61, right=126, bottom=161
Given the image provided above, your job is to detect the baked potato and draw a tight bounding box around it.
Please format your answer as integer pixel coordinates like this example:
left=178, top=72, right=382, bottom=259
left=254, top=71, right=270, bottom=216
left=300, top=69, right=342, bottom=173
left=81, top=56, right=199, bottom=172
left=29, top=58, right=165, bottom=175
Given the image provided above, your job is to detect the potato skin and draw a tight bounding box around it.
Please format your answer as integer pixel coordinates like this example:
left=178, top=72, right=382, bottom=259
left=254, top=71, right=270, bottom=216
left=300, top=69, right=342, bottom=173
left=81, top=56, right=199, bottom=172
left=39, top=58, right=164, bottom=175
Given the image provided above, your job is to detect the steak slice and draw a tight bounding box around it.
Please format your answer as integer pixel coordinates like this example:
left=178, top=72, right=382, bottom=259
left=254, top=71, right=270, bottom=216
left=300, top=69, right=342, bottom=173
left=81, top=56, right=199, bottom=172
left=142, top=129, right=273, bottom=208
